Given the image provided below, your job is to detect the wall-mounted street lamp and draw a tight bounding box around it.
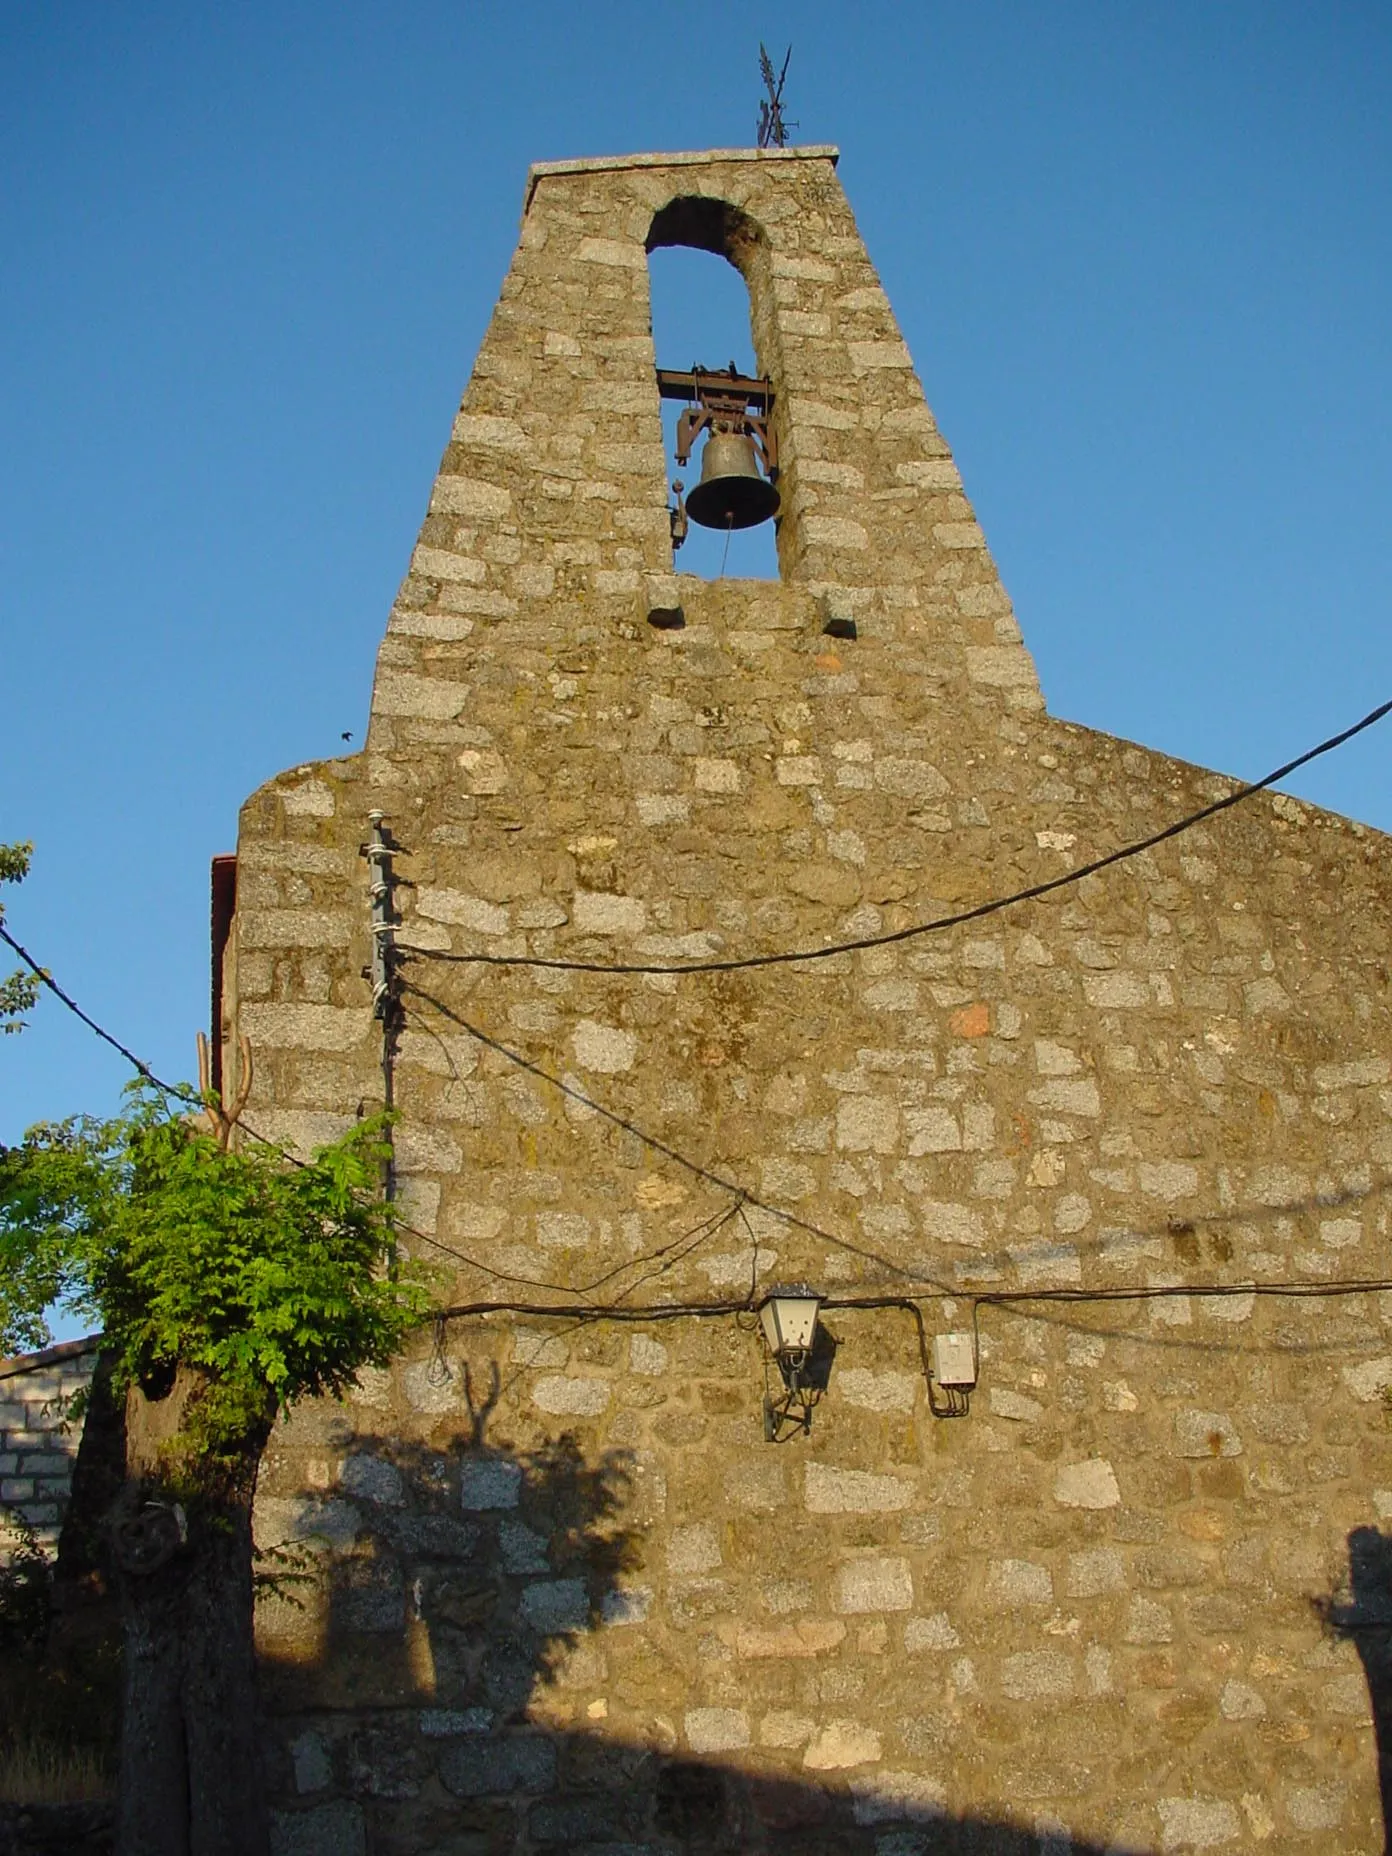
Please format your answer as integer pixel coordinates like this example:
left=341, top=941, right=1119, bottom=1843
left=758, top=1284, right=823, bottom=1442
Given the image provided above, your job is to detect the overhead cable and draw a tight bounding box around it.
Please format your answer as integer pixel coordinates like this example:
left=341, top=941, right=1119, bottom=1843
left=12, top=921, right=1392, bottom=1337
left=0, top=920, right=578, bottom=1295
left=398, top=695, right=1392, bottom=977
left=430, top=1275, right=1392, bottom=1327
left=403, top=980, right=957, bottom=1295
left=0, top=919, right=753, bottom=1305
left=0, top=923, right=191, bottom=1101
left=12, top=692, right=1392, bottom=1327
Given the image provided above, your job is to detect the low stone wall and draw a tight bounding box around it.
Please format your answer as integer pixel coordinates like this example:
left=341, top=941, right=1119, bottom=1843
left=0, top=1338, right=101, bottom=1560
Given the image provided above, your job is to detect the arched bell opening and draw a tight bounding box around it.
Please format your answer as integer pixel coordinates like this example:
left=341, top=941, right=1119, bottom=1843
left=646, top=197, right=782, bottom=583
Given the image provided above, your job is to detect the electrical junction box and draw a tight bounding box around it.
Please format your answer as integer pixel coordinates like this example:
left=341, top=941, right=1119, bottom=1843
left=931, top=1332, right=977, bottom=1388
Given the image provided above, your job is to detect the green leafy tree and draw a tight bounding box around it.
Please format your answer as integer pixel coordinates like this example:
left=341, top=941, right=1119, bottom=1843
left=0, top=1087, right=430, bottom=1856
left=0, top=841, right=39, bottom=1033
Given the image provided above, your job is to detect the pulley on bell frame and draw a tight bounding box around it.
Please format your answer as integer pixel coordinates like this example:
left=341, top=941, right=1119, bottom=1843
left=657, top=365, right=779, bottom=550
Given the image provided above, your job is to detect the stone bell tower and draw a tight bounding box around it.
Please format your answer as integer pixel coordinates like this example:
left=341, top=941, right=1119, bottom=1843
left=232, top=150, right=1392, bottom=1854
left=361, top=145, right=1040, bottom=797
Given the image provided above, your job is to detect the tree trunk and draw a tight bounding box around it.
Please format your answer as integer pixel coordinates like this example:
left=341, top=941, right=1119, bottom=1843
left=118, top=1567, right=190, bottom=1856
left=181, top=1472, right=267, bottom=1856
left=48, top=1350, right=125, bottom=1775
left=115, top=1370, right=273, bottom=1856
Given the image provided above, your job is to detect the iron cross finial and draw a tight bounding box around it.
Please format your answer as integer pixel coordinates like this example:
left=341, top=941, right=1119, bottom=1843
left=757, top=43, right=796, bottom=149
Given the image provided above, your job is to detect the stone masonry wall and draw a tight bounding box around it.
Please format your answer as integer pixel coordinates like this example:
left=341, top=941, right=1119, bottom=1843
left=232, top=149, right=1392, bottom=1852
left=0, top=1338, right=100, bottom=1560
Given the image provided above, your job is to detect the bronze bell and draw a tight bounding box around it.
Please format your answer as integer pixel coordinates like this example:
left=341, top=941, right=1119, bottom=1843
left=685, top=426, right=781, bottom=531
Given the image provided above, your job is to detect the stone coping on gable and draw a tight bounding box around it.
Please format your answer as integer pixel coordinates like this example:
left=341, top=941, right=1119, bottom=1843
left=523, top=144, right=840, bottom=213
left=0, top=1333, right=103, bottom=1381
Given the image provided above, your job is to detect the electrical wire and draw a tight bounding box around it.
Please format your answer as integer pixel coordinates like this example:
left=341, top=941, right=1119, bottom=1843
left=395, top=986, right=1392, bottom=1369
left=602, top=1199, right=749, bottom=1308
left=14, top=920, right=1392, bottom=1332
left=234, top=1108, right=595, bottom=1298
left=472, top=1199, right=758, bottom=1412
left=403, top=979, right=957, bottom=1295
left=0, top=923, right=192, bottom=1101
left=0, top=916, right=693, bottom=1302
left=0, top=938, right=578, bottom=1297
left=395, top=1233, right=1392, bottom=1341
left=14, top=918, right=1392, bottom=1353
left=975, top=1277, right=1392, bottom=1308
left=0, top=922, right=511, bottom=1292
left=0, top=962, right=564, bottom=1297
left=428, top=1276, right=1392, bottom=1328
left=0, top=918, right=758, bottom=1306
left=240, top=1055, right=771, bottom=1308
left=428, top=1280, right=1392, bottom=1320
left=396, top=993, right=754, bottom=1300
left=12, top=690, right=1392, bottom=1339
left=396, top=695, right=1392, bottom=977
left=414, top=1276, right=1392, bottom=1423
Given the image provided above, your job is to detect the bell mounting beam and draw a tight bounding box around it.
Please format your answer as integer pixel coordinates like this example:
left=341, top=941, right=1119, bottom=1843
left=657, top=365, right=778, bottom=479
left=656, top=366, right=773, bottom=410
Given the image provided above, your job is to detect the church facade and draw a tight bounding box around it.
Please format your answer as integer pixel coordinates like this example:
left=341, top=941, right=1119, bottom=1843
left=228, top=147, right=1392, bottom=1852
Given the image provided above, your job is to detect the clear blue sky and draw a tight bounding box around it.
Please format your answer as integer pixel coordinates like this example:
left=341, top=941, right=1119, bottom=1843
left=3, top=1, right=1390, bottom=1159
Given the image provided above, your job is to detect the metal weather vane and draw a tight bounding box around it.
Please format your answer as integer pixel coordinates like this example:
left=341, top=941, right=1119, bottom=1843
left=757, top=43, right=795, bottom=148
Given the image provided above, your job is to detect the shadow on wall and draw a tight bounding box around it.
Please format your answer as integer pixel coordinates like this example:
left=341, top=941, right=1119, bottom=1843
left=1320, top=1526, right=1392, bottom=1850
left=256, top=1371, right=1143, bottom=1856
